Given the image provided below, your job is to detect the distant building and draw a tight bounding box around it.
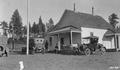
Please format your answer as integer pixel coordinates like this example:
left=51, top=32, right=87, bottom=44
left=0, top=24, right=4, bottom=35
left=46, top=9, right=112, bottom=51
left=0, top=22, right=9, bottom=37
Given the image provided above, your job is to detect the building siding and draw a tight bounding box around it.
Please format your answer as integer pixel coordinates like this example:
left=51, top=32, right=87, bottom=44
left=48, top=36, right=58, bottom=50
left=81, top=27, right=107, bottom=44
left=103, top=41, right=111, bottom=49
left=0, top=29, right=3, bottom=35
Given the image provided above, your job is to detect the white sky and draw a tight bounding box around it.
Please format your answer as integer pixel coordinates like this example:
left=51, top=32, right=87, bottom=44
left=0, top=0, right=120, bottom=25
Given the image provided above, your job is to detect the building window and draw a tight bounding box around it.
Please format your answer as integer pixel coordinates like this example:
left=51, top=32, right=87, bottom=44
left=49, top=37, right=52, bottom=46
left=60, top=38, right=64, bottom=45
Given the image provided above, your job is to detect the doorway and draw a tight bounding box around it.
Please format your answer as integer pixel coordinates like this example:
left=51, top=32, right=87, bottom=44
left=60, top=38, right=64, bottom=49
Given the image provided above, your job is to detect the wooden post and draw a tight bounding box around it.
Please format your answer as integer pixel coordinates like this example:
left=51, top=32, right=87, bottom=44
left=70, top=31, right=73, bottom=45
left=111, top=40, right=112, bottom=49
left=118, top=35, right=120, bottom=51
left=115, top=34, right=118, bottom=51
left=58, top=34, right=60, bottom=50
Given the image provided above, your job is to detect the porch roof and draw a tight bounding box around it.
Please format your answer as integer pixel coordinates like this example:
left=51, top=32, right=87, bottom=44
left=104, top=27, right=120, bottom=36
left=48, top=26, right=81, bottom=35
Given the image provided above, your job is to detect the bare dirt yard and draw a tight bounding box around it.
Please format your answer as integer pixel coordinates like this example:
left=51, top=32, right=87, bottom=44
left=0, top=52, right=120, bottom=70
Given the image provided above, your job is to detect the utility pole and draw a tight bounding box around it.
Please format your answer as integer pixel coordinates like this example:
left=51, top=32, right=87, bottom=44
left=26, top=0, right=29, bottom=55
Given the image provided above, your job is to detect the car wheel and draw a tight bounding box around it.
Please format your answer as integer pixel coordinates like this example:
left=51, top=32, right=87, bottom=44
left=100, top=47, right=106, bottom=55
left=76, top=48, right=82, bottom=55
left=0, top=51, right=3, bottom=57
left=41, top=48, right=45, bottom=54
left=84, top=48, right=91, bottom=56
left=37, top=49, right=42, bottom=53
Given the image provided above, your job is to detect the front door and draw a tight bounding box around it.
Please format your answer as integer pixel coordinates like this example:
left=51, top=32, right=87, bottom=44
left=60, top=38, right=64, bottom=49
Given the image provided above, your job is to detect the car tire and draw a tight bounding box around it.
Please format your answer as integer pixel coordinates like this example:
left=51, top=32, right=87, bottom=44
left=0, top=51, right=3, bottom=57
left=84, top=48, right=91, bottom=56
left=100, top=47, right=106, bottom=55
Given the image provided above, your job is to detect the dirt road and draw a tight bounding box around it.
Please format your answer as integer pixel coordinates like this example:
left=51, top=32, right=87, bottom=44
left=0, top=52, right=120, bottom=70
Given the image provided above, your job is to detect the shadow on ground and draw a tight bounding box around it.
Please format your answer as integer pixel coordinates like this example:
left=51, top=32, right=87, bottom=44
left=9, top=49, right=119, bottom=56
left=9, top=50, right=84, bottom=56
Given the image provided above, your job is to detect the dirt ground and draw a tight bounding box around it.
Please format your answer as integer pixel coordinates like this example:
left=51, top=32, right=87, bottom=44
left=0, top=52, right=120, bottom=70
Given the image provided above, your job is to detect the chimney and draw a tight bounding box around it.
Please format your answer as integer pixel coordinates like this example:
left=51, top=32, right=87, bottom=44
left=73, top=3, right=76, bottom=12
left=90, top=32, right=94, bottom=36
left=92, top=6, right=94, bottom=15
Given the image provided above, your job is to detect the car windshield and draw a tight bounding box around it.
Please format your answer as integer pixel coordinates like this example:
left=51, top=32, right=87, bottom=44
left=82, top=36, right=98, bottom=44
left=82, top=39, right=90, bottom=44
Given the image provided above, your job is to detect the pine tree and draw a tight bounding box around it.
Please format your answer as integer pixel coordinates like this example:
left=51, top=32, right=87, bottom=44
left=22, top=23, right=32, bottom=37
left=1, top=21, right=8, bottom=36
left=108, top=13, right=119, bottom=28
left=38, top=17, right=45, bottom=36
left=49, top=18, right=54, bottom=25
left=46, top=18, right=54, bottom=31
left=22, top=25, right=27, bottom=35
left=10, top=9, right=23, bottom=39
left=29, top=23, right=32, bottom=33
left=32, top=22, right=38, bottom=34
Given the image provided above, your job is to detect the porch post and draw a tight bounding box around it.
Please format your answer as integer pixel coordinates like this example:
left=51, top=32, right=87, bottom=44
left=118, top=35, right=120, bottom=51
left=115, top=34, right=118, bottom=51
left=111, top=40, right=112, bottom=49
left=58, top=34, right=60, bottom=50
left=70, top=31, right=73, bottom=45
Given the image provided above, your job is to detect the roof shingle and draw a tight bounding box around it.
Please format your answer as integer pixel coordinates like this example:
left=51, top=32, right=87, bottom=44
left=51, top=9, right=113, bottom=32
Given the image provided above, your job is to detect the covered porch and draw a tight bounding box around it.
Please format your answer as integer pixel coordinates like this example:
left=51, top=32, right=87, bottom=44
left=48, top=26, right=81, bottom=51
left=104, top=33, right=120, bottom=51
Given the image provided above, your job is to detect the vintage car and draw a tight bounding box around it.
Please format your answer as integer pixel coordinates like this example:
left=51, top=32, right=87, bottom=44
left=22, top=38, right=45, bottom=54
left=0, top=35, right=9, bottom=57
left=34, top=37, right=45, bottom=53
left=78, top=35, right=106, bottom=56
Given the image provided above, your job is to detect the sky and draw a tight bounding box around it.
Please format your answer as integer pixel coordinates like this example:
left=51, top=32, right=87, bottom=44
left=0, top=0, right=120, bottom=26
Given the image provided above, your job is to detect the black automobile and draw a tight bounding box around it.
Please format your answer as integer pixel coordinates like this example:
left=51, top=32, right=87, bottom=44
left=78, top=36, right=106, bottom=56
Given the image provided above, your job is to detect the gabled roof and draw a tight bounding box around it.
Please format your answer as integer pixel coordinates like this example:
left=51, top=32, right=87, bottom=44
left=51, top=9, right=113, bottom=32
left=48, top=25, right=81, bottom=35
left=115, top=27, right=120, bottom=33
left=103, top=27, right=120, bottom=41
left=104, top=27, right=120, bottom=36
